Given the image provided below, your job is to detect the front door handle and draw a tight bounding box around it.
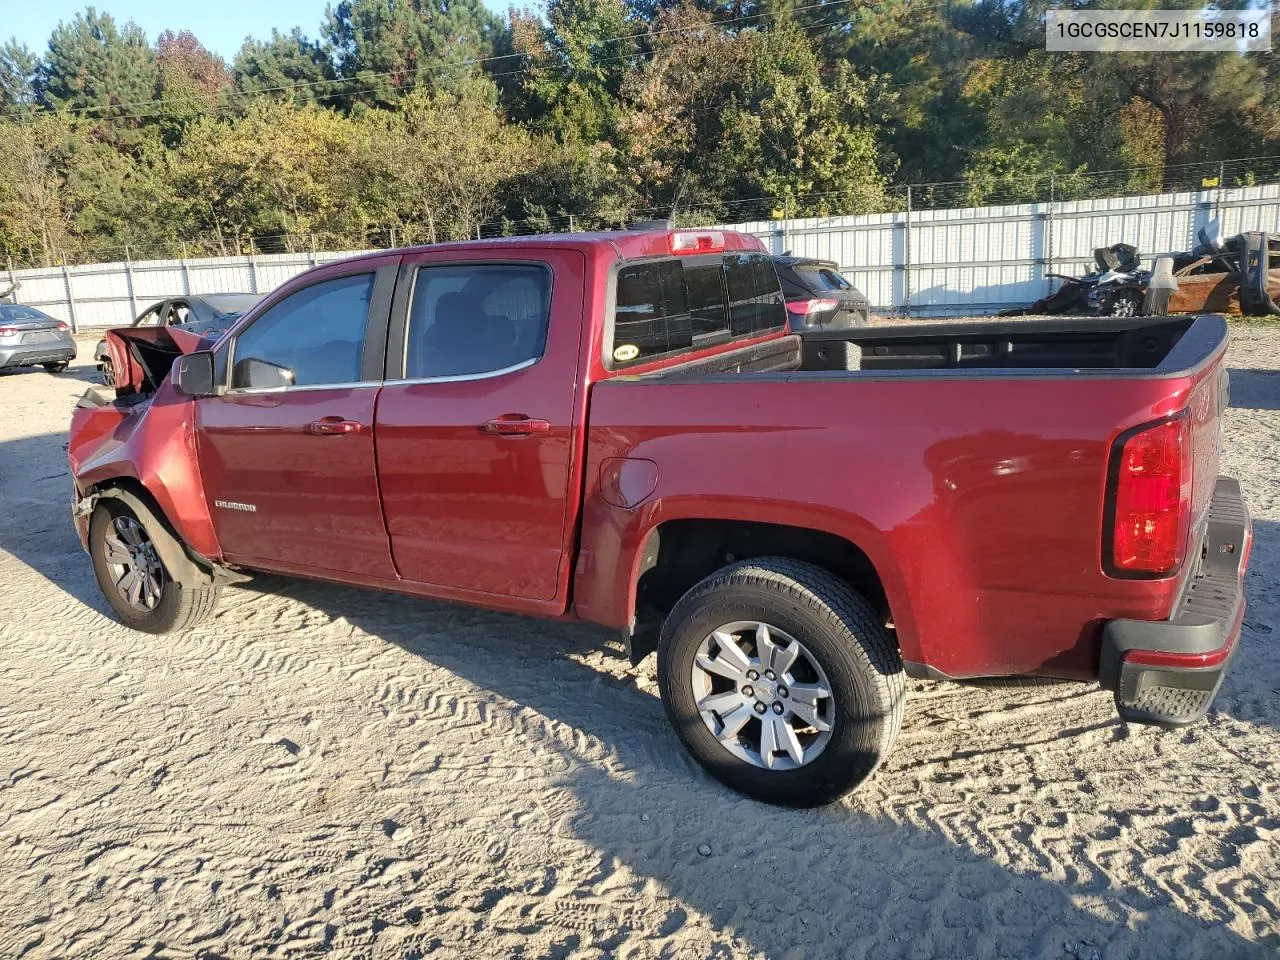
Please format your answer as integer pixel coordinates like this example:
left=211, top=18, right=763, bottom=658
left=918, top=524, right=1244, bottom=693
left=306, top=417, right=363, bottom=436
left=483, top=415, right=550, bottom=436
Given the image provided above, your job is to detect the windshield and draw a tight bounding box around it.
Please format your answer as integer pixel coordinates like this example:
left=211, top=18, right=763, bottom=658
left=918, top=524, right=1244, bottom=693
left=0, top=304, right=53, bottom=323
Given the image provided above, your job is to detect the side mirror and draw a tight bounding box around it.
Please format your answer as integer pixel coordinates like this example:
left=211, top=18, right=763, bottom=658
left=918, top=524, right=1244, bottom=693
left=173, top=351, right=216, bottom=397
left=233, top=356, right=295, bottom=390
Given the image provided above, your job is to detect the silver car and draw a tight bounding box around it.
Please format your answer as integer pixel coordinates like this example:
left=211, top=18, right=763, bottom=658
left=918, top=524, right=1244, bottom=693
left=0, top=304, right=76, bottom=373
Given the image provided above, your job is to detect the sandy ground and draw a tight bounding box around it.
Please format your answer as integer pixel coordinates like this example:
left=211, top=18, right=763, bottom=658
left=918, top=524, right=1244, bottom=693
left=0, top=329, right=1278, bottom=960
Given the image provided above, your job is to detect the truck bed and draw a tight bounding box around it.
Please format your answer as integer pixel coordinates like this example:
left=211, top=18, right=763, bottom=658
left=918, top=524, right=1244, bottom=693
left=580, top=314, right=1231, bottom=682
left=645, top=315, right=1213, bottom=379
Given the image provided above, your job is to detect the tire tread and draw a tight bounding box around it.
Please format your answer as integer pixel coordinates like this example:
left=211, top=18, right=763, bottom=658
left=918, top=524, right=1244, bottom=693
left=90, top=501, right=221, bottom=634
left=658, top=557, right=905, bottom=806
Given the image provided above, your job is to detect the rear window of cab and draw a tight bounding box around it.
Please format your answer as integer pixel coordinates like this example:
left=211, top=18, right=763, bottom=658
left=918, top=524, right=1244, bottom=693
left=610, top=253, right=786, bottom=368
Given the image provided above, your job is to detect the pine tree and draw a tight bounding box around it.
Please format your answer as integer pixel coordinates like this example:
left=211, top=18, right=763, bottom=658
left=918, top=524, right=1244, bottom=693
left=38, top=8, right=158, bottom=118
left=324, top=0, right=503, bottom=108
left=233, top=28, right=337, bottom=105
left=0, top=40, right=39, bottom=112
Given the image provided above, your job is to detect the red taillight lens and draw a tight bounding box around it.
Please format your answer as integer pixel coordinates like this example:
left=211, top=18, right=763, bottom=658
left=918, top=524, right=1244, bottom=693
left=56, top=321, right=69, bottom=331
left=669, top=231, right=725, bottom=254
left=785, top=298, right=840, bottom=317
left=0, top=327, right=16, bottom=337
left=1108, top=416, right=1192, bottom=576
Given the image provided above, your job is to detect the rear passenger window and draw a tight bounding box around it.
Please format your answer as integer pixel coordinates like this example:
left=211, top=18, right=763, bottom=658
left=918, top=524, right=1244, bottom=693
left=612, top=259, right=694, bottom=361
left=611, top=253, right=784, bottom=367
left=725, top=254, right=787, bottom=336
left=405, top=264, right=551, bottom=379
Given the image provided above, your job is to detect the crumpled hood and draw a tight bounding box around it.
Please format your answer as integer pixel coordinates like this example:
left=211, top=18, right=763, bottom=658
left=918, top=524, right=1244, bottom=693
left=106, top=325, right=210, bottom=398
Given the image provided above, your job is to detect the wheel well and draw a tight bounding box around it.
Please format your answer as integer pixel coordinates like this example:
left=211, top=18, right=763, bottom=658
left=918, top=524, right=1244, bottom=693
left=627, top=518, right=890, bottom=663
left=87, top=476, right=162, bottom=519
left=84, top=476, right=237, bottom=583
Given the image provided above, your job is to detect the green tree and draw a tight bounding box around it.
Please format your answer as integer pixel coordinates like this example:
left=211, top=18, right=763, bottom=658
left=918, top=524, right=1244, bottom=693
left=0, top=114, right=76, bottom=266
left=172, top=101, right=374, bottom=253
left=62, top=123, right=183, bottom=260
left=0, top=40, right=39, bottom=113
left=38, top=8, right=158, bottom=118
left=808, top=0, right=970, bottom=185
left=511, top=0, right=639, bottom=142
left=233, top=28, right=337, bottom=104
left=616, top=3, right=747, bottom=211
left=618, top=8, right=888, bottom=216
left=713, top=25, right=888, bottom=214
left=957, top=0, right=1279, bottom=192
left=153, top=30, right=232, bottom=141
left=324, top=0, right=503, bottom=108
left=361, top=78, right=534, bottom=242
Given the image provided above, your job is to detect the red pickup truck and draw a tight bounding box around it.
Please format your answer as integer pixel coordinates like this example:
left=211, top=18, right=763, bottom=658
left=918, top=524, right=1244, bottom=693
left=68, top=228, right=1252, bottom=806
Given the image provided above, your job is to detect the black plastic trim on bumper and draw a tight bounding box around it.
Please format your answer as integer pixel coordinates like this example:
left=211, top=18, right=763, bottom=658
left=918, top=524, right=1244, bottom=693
left=1099, top=476, right=1251, bottom=727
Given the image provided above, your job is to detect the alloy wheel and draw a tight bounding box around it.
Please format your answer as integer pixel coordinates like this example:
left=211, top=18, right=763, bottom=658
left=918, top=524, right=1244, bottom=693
left=102, top=516, right=165, bottom=611
left=690, top=620, right=834, bottom=770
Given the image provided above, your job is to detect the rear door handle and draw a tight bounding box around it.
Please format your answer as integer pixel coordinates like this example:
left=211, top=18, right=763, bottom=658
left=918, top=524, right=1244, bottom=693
left=483, top=415, right=550, bottom=436
left=305, top=417, right=363, bottom=436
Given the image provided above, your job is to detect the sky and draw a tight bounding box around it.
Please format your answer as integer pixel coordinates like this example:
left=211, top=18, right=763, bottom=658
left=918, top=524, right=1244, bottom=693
left=7, top=0, right=515, bottom=60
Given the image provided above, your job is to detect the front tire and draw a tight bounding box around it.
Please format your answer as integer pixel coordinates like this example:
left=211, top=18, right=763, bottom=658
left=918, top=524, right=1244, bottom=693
left=657, top=558, right=904, bottom=807
left=89, top=500, right=220, bottom=633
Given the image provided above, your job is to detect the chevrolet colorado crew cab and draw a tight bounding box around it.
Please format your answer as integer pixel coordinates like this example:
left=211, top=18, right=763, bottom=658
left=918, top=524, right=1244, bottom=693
left=68, top=227, right=1252, bottom=807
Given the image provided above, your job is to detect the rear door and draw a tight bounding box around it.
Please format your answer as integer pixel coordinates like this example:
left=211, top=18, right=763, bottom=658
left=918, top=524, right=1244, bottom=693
left=374, top=249, right=585, bottom=603
left=196, top=262, right=397, bottom=577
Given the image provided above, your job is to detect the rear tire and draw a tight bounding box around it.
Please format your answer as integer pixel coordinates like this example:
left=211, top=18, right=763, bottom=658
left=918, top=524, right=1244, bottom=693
left=657, top=557, right=904, bottom=807
left=89, top=500, right=220, bottom=634
left=99, top=359, right=113, bottom=386
left=43, top=361, right=69, bottom=373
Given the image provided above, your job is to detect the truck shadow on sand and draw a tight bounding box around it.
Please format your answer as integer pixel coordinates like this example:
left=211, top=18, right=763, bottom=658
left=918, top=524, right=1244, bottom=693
left=285, top=569, right=1276, bottom=958
left=1229, top=368, right=1280, bottom=412
left=0, top=427, right=1275, bottom=958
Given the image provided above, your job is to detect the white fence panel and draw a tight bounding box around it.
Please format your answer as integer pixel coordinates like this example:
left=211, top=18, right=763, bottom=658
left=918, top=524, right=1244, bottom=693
left=7, top=187, right=1279, bottom=327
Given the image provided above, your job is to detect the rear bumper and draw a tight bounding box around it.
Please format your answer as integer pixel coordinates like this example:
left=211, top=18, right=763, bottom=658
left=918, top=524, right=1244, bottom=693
left=0, top=340, right=77, bottom=368
left=1100, top=476, right=1252, bottom=727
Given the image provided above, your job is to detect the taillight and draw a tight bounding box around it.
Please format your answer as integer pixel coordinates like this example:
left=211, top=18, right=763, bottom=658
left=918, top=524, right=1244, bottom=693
left=669, top=231, right=725, bottom=254
left=1105, top=415, right=1192, bottom=576
left=0, top=327, right=16, bottom=338
left=785, top=298, right=840, bottom=318
left=56, top=321, right=69, bottom=332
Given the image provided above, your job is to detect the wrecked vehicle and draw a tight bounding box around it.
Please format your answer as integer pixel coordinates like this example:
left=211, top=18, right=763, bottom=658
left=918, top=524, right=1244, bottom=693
left=1153, top=229, right=1280, bottom=316
left=69, top=229, right=1252, bottom=807
left=1012, top=230, right=1280, bottom=318
left=1009, top=243, right=1145, bottom=317
left=94, top=293, right=262, bottom=387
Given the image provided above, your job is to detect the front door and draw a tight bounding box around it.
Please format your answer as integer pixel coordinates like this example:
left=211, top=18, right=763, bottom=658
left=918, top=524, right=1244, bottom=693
left=197, top=265, right=397, bottom=579
left=374, top=251, right=585, bottom=602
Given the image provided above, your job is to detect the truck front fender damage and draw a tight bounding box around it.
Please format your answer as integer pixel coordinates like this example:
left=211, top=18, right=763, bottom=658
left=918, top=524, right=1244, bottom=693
left=83, top=485, right=252, bottom=587
left=87, top=486, right=215, bottom=585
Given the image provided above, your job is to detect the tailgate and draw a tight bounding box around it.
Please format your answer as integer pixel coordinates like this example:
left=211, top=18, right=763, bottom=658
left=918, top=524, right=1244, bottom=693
left=1185, top=345, right=1231, bottom=553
